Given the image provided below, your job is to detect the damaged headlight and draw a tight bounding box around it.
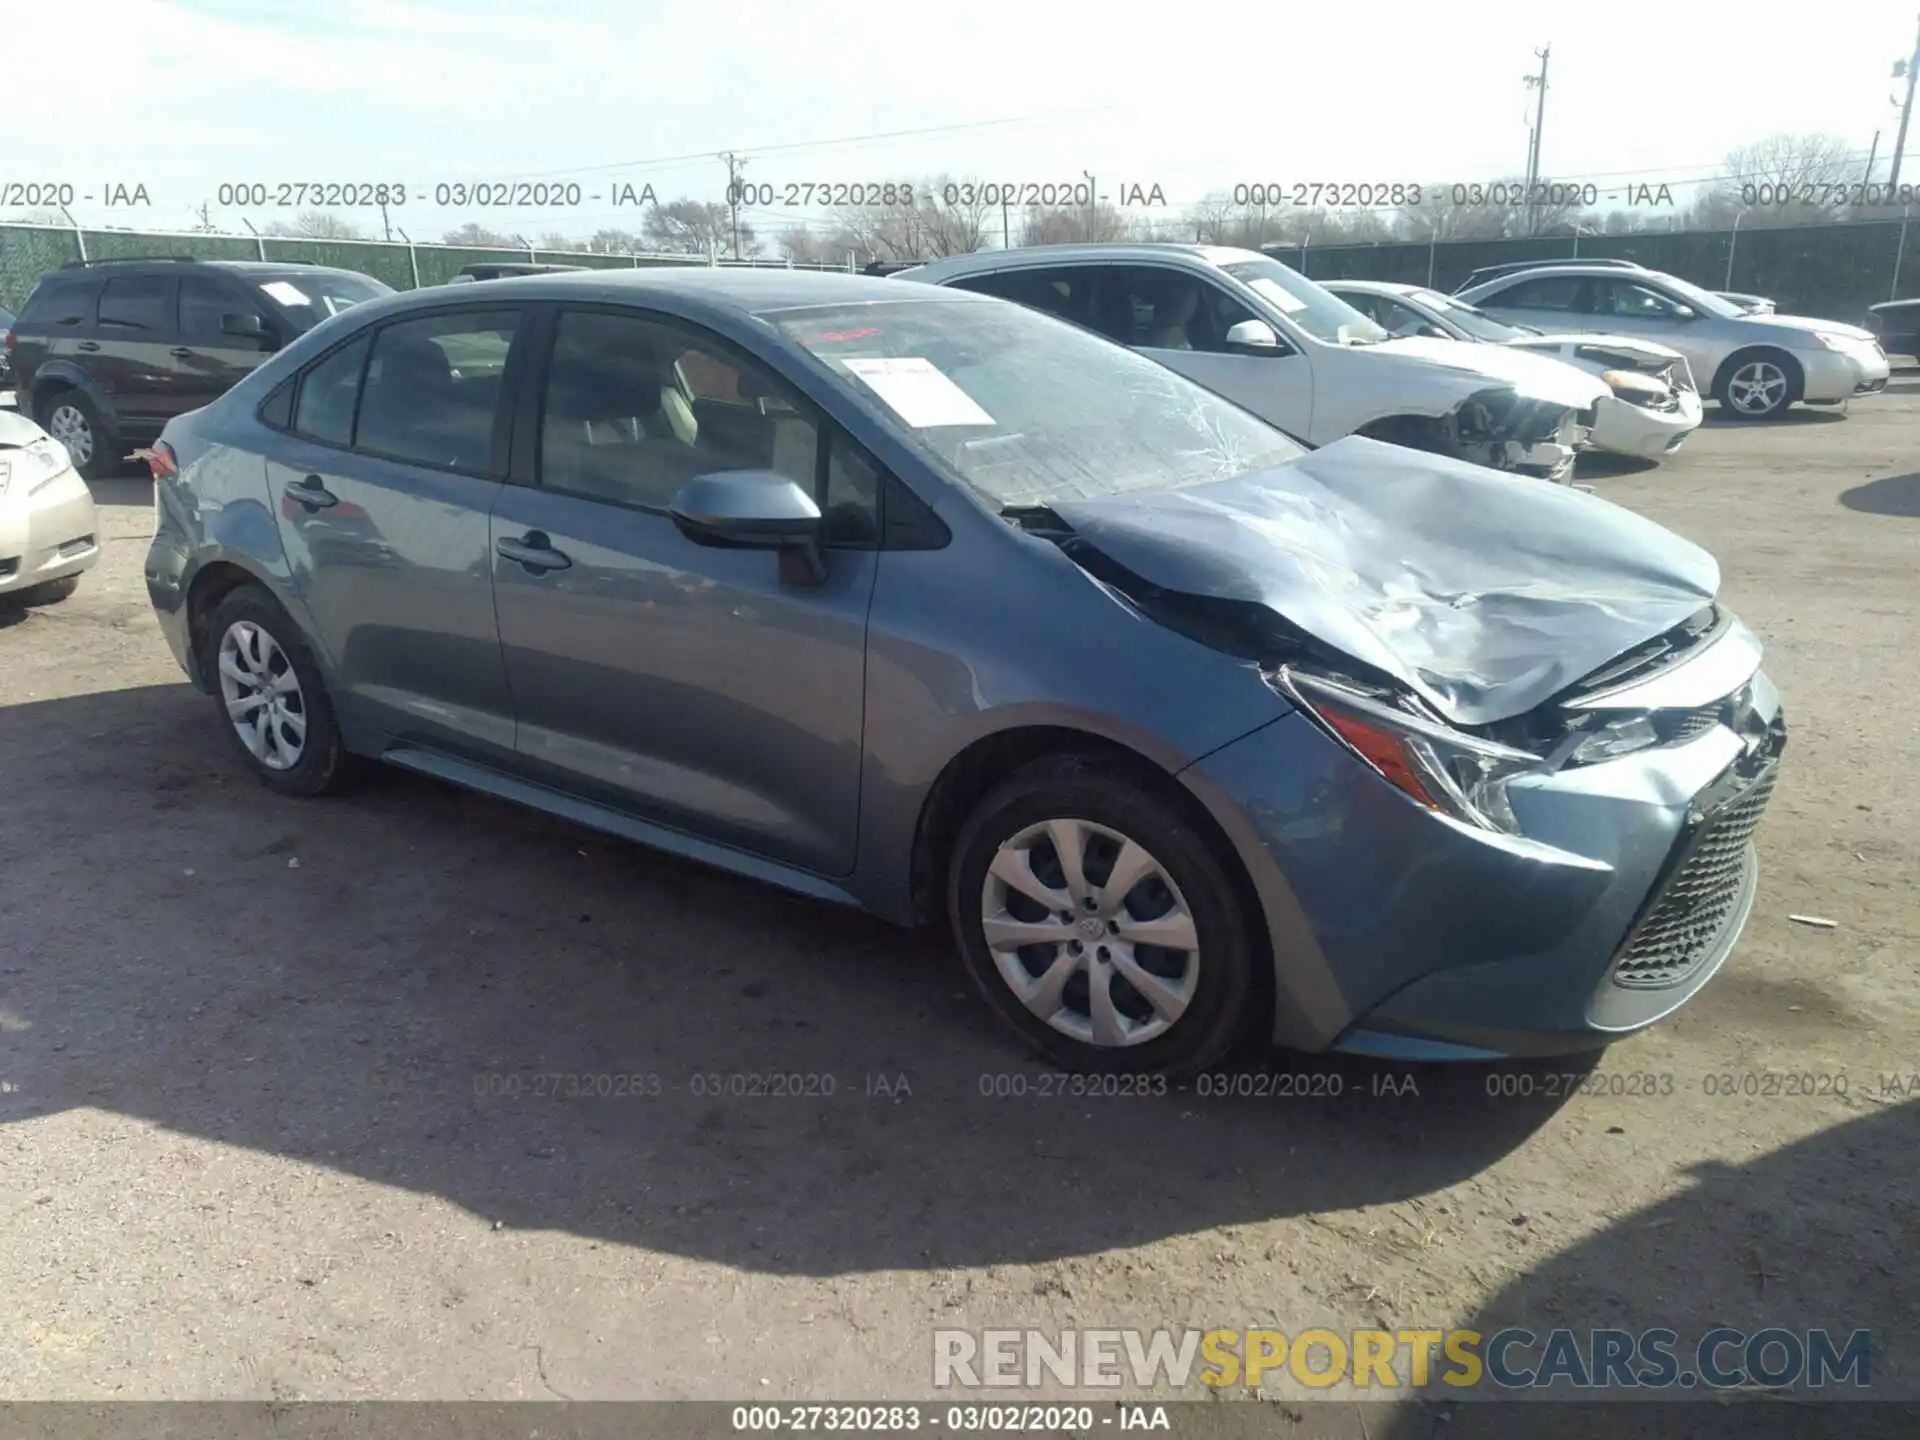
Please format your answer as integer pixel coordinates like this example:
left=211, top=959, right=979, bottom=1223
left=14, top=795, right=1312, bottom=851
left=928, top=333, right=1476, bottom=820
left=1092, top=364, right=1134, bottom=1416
left=1566, top=713, right=1660, bottom=765
left=1274, top=668, right=1541, bottom=834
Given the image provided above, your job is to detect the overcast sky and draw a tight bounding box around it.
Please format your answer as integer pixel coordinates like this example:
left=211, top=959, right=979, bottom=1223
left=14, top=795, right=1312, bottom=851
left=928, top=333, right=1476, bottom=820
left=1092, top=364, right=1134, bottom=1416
left=5, top=0, right=1918, bottom=242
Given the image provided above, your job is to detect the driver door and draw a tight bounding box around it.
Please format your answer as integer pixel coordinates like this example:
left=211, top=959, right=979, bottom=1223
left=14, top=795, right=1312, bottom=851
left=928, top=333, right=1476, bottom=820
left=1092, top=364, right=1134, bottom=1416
left=1588, top=279, right=1716, bottom=379
left=487, top=305, right=879, bottom=876
left=1094, top=264, right=1316, bottom=440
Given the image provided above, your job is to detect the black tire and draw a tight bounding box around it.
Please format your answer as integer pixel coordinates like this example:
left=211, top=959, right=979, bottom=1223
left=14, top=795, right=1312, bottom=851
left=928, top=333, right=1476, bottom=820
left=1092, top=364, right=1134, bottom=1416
left=199, top=584, right=359, bottom=797
left=947, top=753, right=1264, bottom=1077
left=1713, top=350, right=1801, bottom=422
left=37, top=390, right=119, bottom=479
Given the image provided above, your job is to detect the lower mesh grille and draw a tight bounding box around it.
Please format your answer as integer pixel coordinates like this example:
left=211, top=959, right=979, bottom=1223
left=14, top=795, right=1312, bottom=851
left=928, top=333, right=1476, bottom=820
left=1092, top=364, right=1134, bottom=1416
left=1611, top=767, right=1777, bottom=990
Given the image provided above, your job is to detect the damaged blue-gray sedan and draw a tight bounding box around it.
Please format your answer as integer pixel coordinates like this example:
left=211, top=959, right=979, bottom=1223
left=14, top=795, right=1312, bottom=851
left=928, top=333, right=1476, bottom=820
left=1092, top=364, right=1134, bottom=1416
left=144, top=270, right=1785, bottom=1074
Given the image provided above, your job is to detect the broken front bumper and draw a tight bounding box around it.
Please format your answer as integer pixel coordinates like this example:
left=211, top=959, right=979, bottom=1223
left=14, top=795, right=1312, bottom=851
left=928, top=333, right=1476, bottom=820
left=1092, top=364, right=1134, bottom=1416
left=1180, top=624, right=1784, bottom=1059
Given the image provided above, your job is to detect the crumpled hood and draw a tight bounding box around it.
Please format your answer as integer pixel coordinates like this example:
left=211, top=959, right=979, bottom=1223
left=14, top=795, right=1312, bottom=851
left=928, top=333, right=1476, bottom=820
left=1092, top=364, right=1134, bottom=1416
left=1048, top=435, right=1721, bottom=727
left=1370, top=334, right=1612, bottom=409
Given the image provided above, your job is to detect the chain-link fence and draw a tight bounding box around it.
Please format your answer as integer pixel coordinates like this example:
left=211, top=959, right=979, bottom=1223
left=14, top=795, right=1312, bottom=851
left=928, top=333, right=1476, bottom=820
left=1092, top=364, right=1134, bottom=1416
left=0, top=223, right=854, bottom=312
left=1285, top=214, right=1918, bottom=323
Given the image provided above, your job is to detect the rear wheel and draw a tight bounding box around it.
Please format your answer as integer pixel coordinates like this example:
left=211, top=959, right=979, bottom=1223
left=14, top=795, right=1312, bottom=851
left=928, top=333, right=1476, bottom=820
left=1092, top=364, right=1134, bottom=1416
left=200, top=585, right=359, bottom=797
left=948, top=755, right=1263, bottom=1076
left=39, top=392, right=117, bottom=479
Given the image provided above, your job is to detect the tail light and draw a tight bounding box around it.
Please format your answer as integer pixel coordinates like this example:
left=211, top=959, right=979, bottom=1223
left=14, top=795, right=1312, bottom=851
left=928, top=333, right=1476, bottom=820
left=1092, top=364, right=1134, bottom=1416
left=147, top=441, right=179, bottom=480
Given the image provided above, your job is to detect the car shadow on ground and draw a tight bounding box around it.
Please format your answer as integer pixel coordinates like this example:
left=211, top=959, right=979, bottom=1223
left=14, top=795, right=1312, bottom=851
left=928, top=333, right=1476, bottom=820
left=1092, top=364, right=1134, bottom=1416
left=1376, top=1098, right=1920, bottom=1439
left=1700, top=407, right=1847, bottom=429
left=1840, top=473, right=1920, bottom=519
left=0, top=683, right=1588, bottom=1278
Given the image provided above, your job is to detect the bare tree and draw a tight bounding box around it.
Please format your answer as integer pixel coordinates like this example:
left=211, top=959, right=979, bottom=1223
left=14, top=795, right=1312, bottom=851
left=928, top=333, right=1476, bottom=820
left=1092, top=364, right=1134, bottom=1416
left=1699, top=132, right=1857, bottom=227
left=643, top=200, right=752, bottom=256
left=1186, top=193, right=1238, bottom=245
left=824, top=175, right=991, bottom=262
left=585, top=228, right=648, bottom=254
left=442, top=221, right=520, bottom=248
left=1019, top=201, right=1130, bottom=246
left=264, top=210, right=368, bottom=241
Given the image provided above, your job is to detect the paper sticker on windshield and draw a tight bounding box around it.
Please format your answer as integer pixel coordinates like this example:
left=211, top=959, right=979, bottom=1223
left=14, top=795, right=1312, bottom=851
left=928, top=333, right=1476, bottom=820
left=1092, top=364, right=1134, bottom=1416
left=260, top=280, right=310, bottom=307
left=1245, top=278, right=1307, bottom=314
left=842, top=357, right=994, bottom=428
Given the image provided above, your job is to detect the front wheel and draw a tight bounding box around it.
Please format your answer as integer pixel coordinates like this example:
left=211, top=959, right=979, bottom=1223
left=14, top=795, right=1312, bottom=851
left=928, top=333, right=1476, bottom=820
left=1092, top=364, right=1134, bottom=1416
left=201, top=585, right=359, bottom=797
left=947, top=755, right=1264, bottom=1076
left=1716, top=353, right=1799, bottom=421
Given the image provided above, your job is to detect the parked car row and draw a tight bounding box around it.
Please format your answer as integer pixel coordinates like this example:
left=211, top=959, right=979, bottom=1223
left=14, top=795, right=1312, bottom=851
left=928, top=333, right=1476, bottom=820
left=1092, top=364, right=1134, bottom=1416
left=897, top=245, right=1611, bottom=482
left=137, top=265, right=1787, bottom=1074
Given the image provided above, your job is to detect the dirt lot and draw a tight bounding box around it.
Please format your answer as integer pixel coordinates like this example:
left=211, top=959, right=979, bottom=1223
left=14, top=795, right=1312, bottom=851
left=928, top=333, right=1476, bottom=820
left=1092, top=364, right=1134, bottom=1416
left=1, top=381, right=1916, bottom=1414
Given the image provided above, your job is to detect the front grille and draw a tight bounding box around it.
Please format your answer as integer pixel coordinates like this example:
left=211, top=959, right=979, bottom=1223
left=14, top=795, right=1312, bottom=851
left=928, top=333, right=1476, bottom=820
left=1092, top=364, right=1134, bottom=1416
left=1610, top=766, right=1777, bottom=990
left=1664, top=705, right=1724, bottom=743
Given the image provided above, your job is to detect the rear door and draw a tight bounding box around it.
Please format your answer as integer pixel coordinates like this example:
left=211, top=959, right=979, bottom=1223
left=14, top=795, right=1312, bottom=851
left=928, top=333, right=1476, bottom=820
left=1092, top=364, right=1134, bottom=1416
left=264, top=305, right=523, bottom=758
left=92, top=273, right=181, bottom=438
left=1588, top=278, right=1719, bottom=380
left=487, top=304, right=879, bottom=875
left=10, top=275, right=99, bottom=407
left=174, top=273, right=277, bottom=415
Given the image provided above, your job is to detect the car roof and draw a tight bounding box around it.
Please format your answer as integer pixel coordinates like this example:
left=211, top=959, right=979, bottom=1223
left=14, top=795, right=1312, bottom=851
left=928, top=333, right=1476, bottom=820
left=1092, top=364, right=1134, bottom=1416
left=42, top=257, right=376, bottom=282
left=903, top=242, right=1269, bottom=280
left=1323, top=279, right=1423, bottom=297
left=1463, top=262, right=1663, bottom=288
left=364, top=265, right=986, bottom=319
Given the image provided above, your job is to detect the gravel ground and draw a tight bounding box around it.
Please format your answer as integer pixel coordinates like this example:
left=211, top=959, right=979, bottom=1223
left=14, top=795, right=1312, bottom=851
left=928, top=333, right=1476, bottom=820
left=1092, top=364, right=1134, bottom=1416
left=1, top=379, right=1916, bottom=1412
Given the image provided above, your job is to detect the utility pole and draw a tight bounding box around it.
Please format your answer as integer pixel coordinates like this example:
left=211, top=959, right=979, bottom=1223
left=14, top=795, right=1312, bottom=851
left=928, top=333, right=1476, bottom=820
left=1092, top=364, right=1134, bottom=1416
left=1865, top=130, right=1882, bottom=186
left=378, top=196, right=393, bottom=242
left=1002, top=196, right=1010, bottom=248
left=1522, top=44, right=1551, bottom=236
left=1892, top=16, right=1920, bottom=189
left=720, top=151, right=745, bottom=259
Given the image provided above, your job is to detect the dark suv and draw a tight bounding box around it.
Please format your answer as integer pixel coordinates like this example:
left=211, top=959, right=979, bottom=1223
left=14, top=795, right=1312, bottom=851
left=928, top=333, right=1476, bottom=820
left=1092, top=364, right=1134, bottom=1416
left=6, top=258, right=391, bottom=477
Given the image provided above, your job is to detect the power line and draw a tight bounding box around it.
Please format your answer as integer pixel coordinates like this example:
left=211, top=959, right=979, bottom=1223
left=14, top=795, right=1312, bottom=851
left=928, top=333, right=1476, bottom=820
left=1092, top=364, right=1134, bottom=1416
left=461, top=106, right=1121, bottom=184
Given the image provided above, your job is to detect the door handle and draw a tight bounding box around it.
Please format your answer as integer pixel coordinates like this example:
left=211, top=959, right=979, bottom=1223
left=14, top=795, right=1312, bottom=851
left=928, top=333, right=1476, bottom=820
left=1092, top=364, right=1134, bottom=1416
left=496, top=531, right=572, bottom=573
left=286, top=474, right=338, bottom=510
left=77, top=341, right=101, bottom=352
left=169, top=347, right=194, bottom=358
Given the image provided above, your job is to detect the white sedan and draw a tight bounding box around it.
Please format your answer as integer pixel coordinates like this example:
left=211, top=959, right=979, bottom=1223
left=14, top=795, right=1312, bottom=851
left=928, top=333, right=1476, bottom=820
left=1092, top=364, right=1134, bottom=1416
left=1326, top=280, right=1704, bottom=461
left=0, top=409, right=98, bottom=604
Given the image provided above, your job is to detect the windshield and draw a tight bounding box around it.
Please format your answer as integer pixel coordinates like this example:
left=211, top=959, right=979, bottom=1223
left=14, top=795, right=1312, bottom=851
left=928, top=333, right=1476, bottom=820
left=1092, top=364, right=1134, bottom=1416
left=1645, top=273, right=1742, bottom=320
left=772, top=297, right=1306, bottom=509
left=1219, top=258, right=1389, bottom=345
left=1410, top=289, right=1533, bottom=342
left=251, top=271, right=392, bottom=334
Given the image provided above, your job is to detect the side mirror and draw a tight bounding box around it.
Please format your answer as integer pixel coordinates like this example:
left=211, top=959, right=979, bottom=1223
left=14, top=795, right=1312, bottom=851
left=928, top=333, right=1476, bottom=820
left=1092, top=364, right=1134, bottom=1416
left=1671, top=305, right=1698, bottom=321
left=670, top=471, right=825, bottom=585
left=1417, top=324, right=1448, bottom=340
left=1224, top=318, right=1282, bottom=353
left=221, top=313, right=274, bottom=348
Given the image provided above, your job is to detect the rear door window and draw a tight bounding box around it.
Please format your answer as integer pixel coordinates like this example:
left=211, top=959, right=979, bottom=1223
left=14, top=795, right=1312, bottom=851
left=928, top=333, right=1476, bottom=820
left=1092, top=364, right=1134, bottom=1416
left=353, top=310, right=519, bottom=472
left=98, top=275, right=177, bottom=332
left=179, top=275, right=260, bottom=344
left=23, top=279, right=99, bottom=328
left=1491, top=275, right=1586, bottom=312
left=293, top=335, right=371, bottom=446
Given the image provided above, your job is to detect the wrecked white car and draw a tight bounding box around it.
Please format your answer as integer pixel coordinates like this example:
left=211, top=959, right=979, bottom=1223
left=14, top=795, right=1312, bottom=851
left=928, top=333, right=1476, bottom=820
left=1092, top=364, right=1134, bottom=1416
left=896, top=244, right=1609, bottom=483
left=1325, top=280, right=1705, bottom=461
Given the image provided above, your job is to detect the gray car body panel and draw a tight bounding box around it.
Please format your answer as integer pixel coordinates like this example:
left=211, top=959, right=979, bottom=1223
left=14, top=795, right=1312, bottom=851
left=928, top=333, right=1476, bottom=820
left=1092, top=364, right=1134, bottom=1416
left=145, top=268, right=1779, bottom=1059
